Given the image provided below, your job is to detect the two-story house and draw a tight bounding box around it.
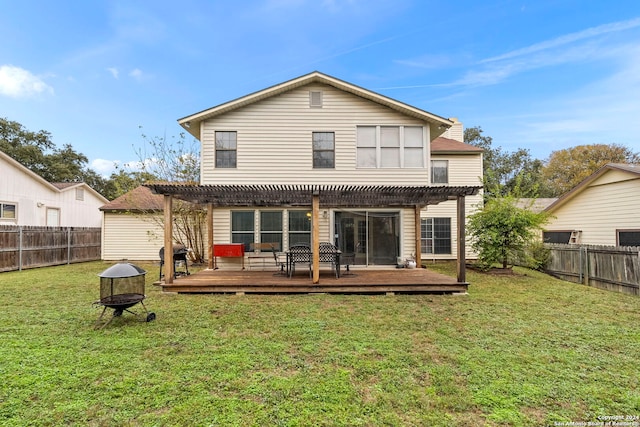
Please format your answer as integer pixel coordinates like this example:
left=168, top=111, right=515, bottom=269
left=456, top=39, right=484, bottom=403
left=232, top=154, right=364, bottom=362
left=146, top=72, right=482, bottom=284
left=0, top=150, right=107, bottom=227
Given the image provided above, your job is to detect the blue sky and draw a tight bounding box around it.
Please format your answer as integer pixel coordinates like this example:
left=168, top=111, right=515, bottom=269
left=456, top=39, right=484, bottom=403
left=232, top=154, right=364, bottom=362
left=2, top=0, right=640, bottom=176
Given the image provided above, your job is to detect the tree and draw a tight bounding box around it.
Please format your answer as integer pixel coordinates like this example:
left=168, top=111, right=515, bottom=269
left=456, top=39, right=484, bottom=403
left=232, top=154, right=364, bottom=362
left=464, top=126, right=543, bottom=199
left=467, top=195, right=550, bottom=270
left=0, top=117, right=111, bottom=196
left=540, top=144, right=640, bottom=196
left=131, top=129, right=206, bottom=263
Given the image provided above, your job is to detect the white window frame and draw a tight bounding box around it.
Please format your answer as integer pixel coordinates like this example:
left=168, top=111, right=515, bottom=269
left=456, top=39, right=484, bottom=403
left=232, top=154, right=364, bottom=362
left=430, top=160, right=449, bottom=184
left=0, top=202, right=17, bottom=220
left=356, top=125, right=426, bottom=168
left=75, top=188, right=85, bottom=201
left=215, top=131, right=237, bottom=168
left=312, top=132, right=335, bottom=169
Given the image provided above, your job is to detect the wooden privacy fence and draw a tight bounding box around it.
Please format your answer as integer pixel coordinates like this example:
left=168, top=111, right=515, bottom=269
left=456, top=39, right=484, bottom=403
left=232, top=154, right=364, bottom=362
left=545, top=243, right=640, bottom=296
left=0, top=225, right=101, bottom=272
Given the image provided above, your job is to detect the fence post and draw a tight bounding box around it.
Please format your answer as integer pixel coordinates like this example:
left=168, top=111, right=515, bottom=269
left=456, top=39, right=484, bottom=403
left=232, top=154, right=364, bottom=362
left=19, top=226, right=23, bottom=271
left=582, top=246, right=589, bottom=286
left=67, top=227, right=71, bottom=265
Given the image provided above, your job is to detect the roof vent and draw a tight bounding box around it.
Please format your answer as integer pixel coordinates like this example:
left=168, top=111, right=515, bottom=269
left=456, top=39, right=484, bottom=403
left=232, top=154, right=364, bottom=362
left=310, top=91, right=323, bottom=108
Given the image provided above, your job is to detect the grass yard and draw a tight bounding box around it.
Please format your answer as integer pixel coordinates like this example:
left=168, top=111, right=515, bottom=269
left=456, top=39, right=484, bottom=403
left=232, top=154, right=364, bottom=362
left=0, top=261, right=639, bottom=426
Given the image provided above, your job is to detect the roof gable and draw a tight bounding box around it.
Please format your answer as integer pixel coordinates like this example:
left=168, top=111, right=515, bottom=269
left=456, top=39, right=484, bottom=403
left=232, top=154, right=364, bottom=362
left=178, top=71, right=454, bottom=141
left=545, top=163, right=640, bottom=212
left=1, top=150, right=61, bottom=192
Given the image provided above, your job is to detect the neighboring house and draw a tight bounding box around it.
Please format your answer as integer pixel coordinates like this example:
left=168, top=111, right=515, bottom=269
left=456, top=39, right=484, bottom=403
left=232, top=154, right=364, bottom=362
left=0, top=150, right=107, bottom=227
left=515, top=198, right=558, bottom=213
left=543, top=163, right=640, bottom=246
left=100, top=185, right=166, bottom=260
left=146, top=71, right=482, bottom=271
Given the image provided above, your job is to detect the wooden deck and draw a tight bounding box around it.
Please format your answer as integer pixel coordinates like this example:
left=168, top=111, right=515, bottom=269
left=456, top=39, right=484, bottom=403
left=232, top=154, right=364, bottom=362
left=157, top=267, right=468, bottom=294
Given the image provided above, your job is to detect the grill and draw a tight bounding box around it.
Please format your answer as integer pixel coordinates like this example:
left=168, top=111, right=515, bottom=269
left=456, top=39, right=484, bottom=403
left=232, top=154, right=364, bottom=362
left=159, top=244, right=190, bottom=280
left=94, top=262, right=156, bottom=329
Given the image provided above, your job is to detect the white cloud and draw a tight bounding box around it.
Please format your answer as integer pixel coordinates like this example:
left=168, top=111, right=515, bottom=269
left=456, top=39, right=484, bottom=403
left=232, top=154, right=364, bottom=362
left=129, top=68, right=144, bottom=80
left=107, top=67, right=119, bottom=79
left=481, top=17, right=640, bottom=64
left=0, top=65, right=54, bottom=98
left=91, top=159, right=119, bottom=176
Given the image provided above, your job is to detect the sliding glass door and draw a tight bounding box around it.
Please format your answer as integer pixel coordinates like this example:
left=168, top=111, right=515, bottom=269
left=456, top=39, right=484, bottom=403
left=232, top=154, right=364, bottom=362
left=334, top=211, right=400, bottom=266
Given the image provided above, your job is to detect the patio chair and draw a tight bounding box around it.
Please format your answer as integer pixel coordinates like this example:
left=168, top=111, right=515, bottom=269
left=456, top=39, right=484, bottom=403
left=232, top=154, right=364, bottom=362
left=288, top=244, right=312, bottom=278
left=270, top=244, right=287, bottom=276
left=319, top=242, right=340, bottom=278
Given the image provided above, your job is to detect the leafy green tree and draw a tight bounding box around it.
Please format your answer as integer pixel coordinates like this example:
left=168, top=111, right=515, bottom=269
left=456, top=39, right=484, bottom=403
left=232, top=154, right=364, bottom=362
left=467, top=195, right=550, bottom=270
left=0, top=117, right=111, bottom=197
left=464, top=126, right=543, bottom=199
left=540, top=144, right=640, bottom=196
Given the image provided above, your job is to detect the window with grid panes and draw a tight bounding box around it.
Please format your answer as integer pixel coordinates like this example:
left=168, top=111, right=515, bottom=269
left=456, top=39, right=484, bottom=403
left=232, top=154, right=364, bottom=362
left=260, top=211, right=283, bottom=250
left=312, top=132, right=335, bottom=168
left=288, top=211, right=311, bottom=246
left=231, top=211, right=254, bottom=251
left=215, top=131, right=237, bottom=168
left=421, top=218, right=451, bottom=254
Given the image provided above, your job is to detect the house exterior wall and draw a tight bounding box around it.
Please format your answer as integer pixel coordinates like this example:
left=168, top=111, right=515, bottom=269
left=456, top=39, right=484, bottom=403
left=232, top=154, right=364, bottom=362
left=545, top=171, right=640, bottom=246
left=1, top=154, right=105, bottom=227
left=421, top=153, right=483, bottom=260
left=200, top=83, right=432, bottom=186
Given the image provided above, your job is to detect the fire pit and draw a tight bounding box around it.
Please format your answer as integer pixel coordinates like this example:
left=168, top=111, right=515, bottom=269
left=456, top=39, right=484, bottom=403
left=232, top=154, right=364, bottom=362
left=94, top=262, right=156, bottom=329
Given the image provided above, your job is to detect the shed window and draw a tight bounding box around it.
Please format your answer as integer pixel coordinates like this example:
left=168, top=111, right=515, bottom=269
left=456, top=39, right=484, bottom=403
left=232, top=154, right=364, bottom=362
left=215, top=131, right=237, bottom=168
left=75, top=188, right=84, bottom=201
left=312, top=132, right=335, bottom=168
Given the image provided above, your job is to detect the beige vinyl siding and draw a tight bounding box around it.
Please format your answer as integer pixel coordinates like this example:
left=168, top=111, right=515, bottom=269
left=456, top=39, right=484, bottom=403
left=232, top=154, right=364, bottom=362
left=201, top=83, right=431, bottom=186
left=545, top=175, right=640, bottom=246
left=431, top=153, right=483, bottom=187
left=102, top=213, right=165, bottom=261
left=421, top=152, right=482, bottom=260
left=422, top=195, right=482, bottom=260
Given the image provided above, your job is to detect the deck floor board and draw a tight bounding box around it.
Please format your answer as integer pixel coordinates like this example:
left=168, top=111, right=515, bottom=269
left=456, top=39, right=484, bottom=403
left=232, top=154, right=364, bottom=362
left=158, top=267, right=467, bottom=294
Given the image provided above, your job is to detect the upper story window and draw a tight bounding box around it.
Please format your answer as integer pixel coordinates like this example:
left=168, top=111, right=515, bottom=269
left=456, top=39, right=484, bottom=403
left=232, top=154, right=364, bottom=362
left=356, top=126, right=424, bottom=168
left=0, top=202, right=16, bottom=220
left=215, top=131, right=237, bottom=168
left=431, top=160, right=449, bottom=184
left=312, top=132, right=335, bottom=168
left=75, top=188, right=84, bottom=201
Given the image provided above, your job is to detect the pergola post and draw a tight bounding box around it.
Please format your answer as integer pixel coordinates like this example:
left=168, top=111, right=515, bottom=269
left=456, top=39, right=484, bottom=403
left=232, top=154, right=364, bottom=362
left=163, top=195, right=174, bottom=284
left=207, top=203, right=214, bottom=270
left=414, top=205, right=422, bottom=267
left=456, top=195, right=466, bottom=283
left=312, top=192, right=320, bottom=284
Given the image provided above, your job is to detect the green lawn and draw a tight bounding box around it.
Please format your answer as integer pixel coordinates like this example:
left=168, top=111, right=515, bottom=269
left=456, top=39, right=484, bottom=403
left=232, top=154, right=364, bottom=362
left=0, top=261, right=638, bottom=426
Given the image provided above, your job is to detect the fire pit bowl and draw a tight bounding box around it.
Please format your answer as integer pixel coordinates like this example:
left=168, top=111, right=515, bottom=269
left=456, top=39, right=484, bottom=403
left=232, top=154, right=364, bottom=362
left=94, top=262, right=156, bottom=329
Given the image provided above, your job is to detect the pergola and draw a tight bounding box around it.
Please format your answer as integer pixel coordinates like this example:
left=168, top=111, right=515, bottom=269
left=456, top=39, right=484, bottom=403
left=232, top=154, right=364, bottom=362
left=145, top=184, right=482, bottom=285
